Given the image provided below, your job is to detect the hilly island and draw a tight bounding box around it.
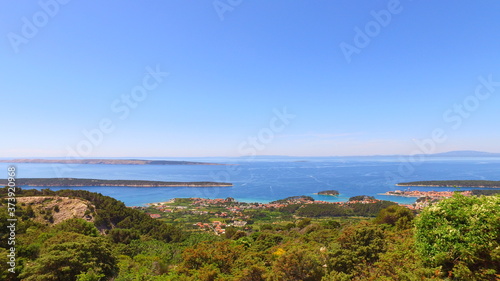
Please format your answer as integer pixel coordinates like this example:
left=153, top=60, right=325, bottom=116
left=0, top=178, right=233, bottom=187
left=315, top=190, right=340, bottom=196
left=0, top=158, right=226, bottom=165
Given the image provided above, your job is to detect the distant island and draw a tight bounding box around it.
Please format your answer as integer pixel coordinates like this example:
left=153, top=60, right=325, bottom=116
left=396, top=180, right=500, bottom=188
left=423, top=150, right=500, bottom=157
left=0, top=158, right=227, bottom=165
left=0, top=178, right=233, bottom=187
left=315, top=190, right=340, bottom=196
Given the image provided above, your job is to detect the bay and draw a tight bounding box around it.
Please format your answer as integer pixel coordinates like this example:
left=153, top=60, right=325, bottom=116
left=2, top=157, right=500, bottom=206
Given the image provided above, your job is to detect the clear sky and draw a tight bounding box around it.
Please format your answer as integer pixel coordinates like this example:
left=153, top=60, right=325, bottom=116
left=1, top=0, right=500, bottom=157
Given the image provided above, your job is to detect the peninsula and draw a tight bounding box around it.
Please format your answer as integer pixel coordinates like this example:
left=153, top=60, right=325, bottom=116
left=383, top=190, right=471, bottom=198
left=0, top=178, right=233, bottom=187
left=0, top=159, right=226, bottom=165
left=396, top=180, right=500, bottom=188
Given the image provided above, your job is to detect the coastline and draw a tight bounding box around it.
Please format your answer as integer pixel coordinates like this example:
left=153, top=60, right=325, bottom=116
left=0, top=178, right=233, bottom=188
left=396, top=184, right=500, bottom=188
left=381, top=190, right=472, bottom=198
left=396, top=180, right=500, bottom=189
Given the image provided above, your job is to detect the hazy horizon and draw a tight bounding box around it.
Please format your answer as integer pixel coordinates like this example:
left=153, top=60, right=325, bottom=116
left=2, top=150, right=500, bottom=160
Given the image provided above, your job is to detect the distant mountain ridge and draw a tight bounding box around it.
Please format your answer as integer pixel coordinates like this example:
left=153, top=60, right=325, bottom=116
left=1, top=151, right=499, bottom=163
left=245, top=150, right=500, bottom=159
left=424, top=150, right=500, bottom=157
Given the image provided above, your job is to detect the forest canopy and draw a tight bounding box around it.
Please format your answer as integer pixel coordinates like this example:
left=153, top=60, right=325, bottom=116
left=1, top=187, right=499, bottom=280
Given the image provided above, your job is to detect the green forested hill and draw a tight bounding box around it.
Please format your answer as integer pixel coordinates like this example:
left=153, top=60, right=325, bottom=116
left=1, top=187, right=499, bottom=280
left=397, top=180, right=500, bottom=188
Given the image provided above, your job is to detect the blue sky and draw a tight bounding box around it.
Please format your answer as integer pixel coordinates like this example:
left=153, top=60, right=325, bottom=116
left=1, top=0, right=500, bottom=157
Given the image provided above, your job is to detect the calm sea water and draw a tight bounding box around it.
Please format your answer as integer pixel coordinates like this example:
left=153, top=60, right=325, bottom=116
left=2, top=157, right=500, bottom=206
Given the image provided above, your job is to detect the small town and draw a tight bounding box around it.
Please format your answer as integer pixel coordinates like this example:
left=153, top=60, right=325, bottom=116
left=138, top=193, right=447, bottom=235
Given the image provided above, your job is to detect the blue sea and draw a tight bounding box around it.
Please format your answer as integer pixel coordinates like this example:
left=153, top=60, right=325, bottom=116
left=2, top=157, right=500, bottom=206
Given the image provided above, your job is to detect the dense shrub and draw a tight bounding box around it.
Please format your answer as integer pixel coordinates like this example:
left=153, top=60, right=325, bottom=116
left=415, top=194, right=500, bottom=280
